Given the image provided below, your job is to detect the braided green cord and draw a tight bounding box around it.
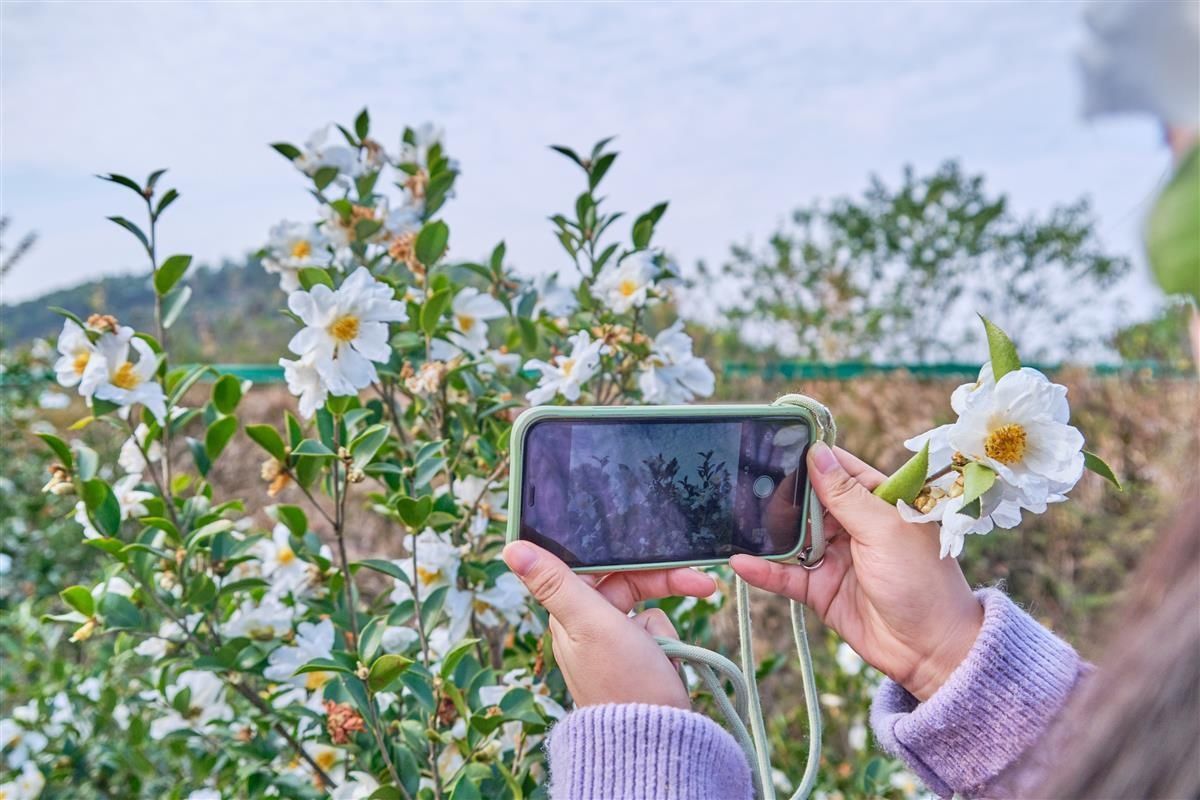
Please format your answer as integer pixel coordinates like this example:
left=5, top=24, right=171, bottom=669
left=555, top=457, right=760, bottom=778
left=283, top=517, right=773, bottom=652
left=656, top=394, right=834, bottom=800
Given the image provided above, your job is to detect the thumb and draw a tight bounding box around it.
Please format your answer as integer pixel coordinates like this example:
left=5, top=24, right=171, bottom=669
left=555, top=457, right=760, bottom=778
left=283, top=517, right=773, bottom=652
left=503, top=541, right=611, bottom=627
left=807, top=442, right=900, bottom=544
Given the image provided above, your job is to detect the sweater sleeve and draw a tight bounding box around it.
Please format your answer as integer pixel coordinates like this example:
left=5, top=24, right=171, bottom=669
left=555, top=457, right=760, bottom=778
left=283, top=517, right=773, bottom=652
left=870, top=588, right=1089, bottom=799
left=546, top=703, right=754, bottom=800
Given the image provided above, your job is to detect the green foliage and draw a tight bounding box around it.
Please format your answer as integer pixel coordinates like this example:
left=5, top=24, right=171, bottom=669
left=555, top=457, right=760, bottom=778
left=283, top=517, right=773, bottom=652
left=873, top=442, right=929, bottom=505
left=708, top=161, right=1130, bottom=362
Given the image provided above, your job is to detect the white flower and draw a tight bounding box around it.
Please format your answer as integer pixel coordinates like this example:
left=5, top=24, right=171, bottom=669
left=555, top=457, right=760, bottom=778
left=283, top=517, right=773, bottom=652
left=279, top=351, right=328, bottom=420
left=332, top=772, right=380, bottom=800
left=398, top=122, right=447, bottom=168
left=37, top=390, right=70, bottom=409
left=135, top=614, right=201, bottom=660
left=524, top=330, right=608, bottom=405
left=78, top=329, right=166, bottom=422
left=286, top=742, right=345, bottom=786
left=294, top=125, right=360, bottom=179
left=889, top=770, right=925, bottom=799
left=0, top=718, right=47, bottom=770
left=0, top=762, right=45, bottom=800
left=118, top=422, right=160, bottom=475
left=53, top=319, right=95, bottom=387
left=446, top=287, right=506, bottom=355
left=533, top=273, right=578, bottom=318
left=594, top=253, right=657, bottom=313
left=263, top=618, right=336, bottom=695
left=221, top=596, right=294, bottom=641
left=473, top=573, right=538, bottom=634
left=319, top=201, right=388, bottom=250
left=149, top=671, right=232, bottom=740
left=185, top=791, right=221, bottom=800
left=478, top=668, right=566, bottom=721
left=848, top=717, right=868, bottom=751
left=249, top=523, right=330, bottom=600
left=637, top=322, right=715, bottom=404
left=72, top=474, right=152, bottom=539
left=452, top=474, right=507, bottom=536
left=263, top=221, right=332, bottom=293
left=835, top=642, right=864, bottom=676
left=388, top=529, right=463, bottom=604
left=481, top=349, right=522, bottom=376
left=381, top=625, right=419, bottom=654
left=948, top=368, right=1085, bottom=499
left=286, top=267, right=408, bottom=402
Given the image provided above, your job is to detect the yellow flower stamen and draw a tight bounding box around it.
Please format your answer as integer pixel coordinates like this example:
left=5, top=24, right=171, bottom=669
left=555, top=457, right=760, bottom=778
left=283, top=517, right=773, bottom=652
left=73, top=351, right=91, bottom=375
left=560, top=358, right=576, bottom=377
left=618, top=279, right=638, bottom=297
left=416, top=566, right=439, bottom=585
left=984, top=423, right=1027, bottom=465
left=329, top=315, right=360, bottom=343
left=277, top=547, right=296, bottom=565
left=291, top=240, right=312, bottom=260
left=456, top=314, right=476, bottom=332
left=315, top=750, right=337, bottom=770
left=305, top=671, right=332, bottom=691
left=111, top=361, right=140, bottom=390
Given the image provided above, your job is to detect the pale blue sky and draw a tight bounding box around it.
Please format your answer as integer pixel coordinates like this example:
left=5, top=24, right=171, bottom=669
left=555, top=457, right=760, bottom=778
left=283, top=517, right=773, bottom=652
left=1, top=1, right=1173, bottom=336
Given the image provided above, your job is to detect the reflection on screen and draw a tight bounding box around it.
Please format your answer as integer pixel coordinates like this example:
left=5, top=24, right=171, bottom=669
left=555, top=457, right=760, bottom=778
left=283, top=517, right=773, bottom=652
left=520, top=417, right=809, bottom=567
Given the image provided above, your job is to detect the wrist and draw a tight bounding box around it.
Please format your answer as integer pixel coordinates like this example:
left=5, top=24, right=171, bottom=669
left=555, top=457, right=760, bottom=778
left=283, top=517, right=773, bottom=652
left=903, top=596, right=984, bottom=702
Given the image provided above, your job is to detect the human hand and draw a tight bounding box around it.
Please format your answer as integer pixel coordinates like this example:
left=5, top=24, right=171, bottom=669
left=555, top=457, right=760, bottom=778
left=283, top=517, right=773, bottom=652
left=731, top=442, right=984, bottom=701
left=503, top=540, right=716, bottom=709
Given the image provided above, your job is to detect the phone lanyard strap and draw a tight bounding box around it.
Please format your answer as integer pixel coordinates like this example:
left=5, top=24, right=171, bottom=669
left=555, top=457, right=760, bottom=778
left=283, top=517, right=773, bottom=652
left=655, top=394, right=833, bottom=800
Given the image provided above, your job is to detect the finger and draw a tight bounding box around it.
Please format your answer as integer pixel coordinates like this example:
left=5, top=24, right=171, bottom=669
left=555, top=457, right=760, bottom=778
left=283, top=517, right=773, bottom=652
left=807, top=442, right=901, bottom=545
left=832, top=447, right=887, bottom=489
left=729, top=554, right=810, bottom=604
left=503, top=541, right=618, bottom=627
left=633, top=607, right=679, bottom=640
left=595, top=568, right=716, bottom=614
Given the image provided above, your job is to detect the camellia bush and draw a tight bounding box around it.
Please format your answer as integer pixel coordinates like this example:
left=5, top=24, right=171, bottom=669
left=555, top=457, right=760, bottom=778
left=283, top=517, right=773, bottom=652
left=20, top=110, right=719, bottom=800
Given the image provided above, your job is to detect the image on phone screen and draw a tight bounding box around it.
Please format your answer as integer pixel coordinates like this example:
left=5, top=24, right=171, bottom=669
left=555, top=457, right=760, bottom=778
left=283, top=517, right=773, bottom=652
left=518, top=415, right=811, bottom=568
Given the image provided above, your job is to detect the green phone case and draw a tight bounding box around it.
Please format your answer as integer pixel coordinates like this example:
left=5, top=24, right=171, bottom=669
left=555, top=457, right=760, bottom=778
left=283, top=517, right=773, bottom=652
left=505, top=403, right=819, bottom=573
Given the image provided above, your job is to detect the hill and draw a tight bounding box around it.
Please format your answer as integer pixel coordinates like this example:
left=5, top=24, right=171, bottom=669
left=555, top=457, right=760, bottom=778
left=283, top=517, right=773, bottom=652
left=1, top=257, right=294, bottom=362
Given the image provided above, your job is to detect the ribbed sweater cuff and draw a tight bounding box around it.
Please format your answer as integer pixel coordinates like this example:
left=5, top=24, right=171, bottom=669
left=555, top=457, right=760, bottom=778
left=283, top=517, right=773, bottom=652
left=870, top=588, right=1086, bottom=798
left=546, top=703, right=753, bottom=800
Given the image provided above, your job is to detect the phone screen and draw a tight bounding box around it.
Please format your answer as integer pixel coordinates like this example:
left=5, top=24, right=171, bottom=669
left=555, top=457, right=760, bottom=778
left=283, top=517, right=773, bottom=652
left=517, top=415, right=811, bottom=568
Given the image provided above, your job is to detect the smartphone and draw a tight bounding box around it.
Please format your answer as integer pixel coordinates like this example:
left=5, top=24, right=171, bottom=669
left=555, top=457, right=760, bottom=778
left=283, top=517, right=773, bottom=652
left=506, top=405, right=815, bottom=572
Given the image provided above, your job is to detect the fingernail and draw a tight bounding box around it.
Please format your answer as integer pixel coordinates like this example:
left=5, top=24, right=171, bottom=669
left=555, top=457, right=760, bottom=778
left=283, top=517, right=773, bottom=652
left=504, top=541, right=540, bottom=577
left=810, top=442, right=840, bottom=474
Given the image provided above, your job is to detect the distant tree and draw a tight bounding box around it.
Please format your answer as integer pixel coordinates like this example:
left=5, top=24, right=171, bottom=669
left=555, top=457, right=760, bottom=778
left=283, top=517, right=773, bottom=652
left=704, top=162, right=1130, bottom=362
left=1112, top=298, right=1196, bottom=370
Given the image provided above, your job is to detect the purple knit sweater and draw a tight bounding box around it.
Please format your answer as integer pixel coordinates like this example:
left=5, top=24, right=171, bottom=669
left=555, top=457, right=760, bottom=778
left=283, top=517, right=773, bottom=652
left=546, top=589, right=1087, bottom=799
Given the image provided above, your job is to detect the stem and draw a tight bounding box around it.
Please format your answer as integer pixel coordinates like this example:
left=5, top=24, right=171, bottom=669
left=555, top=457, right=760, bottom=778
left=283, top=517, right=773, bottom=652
left=450, top=460, right=508, bottom=540
left=144, top=194, right=175, bottom=517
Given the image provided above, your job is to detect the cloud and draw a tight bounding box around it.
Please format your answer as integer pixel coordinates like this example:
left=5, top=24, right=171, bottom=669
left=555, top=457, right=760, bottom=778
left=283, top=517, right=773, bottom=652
left=1, top=0, right=1168, bottom=339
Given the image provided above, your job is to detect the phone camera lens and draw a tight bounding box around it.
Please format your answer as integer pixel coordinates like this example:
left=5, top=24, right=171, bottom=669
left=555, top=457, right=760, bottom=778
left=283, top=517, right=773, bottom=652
left=752, top=475, right=775, bottom=498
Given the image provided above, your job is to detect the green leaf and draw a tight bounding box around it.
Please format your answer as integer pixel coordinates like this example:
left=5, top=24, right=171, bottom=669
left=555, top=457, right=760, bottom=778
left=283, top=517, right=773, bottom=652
left=98, top=592, right=142, bottom=630
left=415, top=220, right=450, bottom=267
left=60, top=585, right=94, bottom=617
left=245, top=424, right=287, bottom=461
left=271, top=142, right=302, bottom=161
left=632, top=218, right=654, bottom=250
left=549, top=144, right=585, bottom=169
left=293, top=658, right=353, bottom=677
left=367, top=653, right=414, bottom=692
left=349, top=424, right=390, bottom=469
left=186, top=573, right=218, bottom=606
left=75, top=444, right=99, bottom=480
left=161, top=285, right=192, bottom=328
left=588, top=152, right=617, bottom=190
left=275, top=505, right=308, bottom=537
left=439, top=638, right=480, bottom=679
left=979, top=315, right=1020, bottom=380
left=204, top=416, right=238, bottom=459
left=960, top=462, right=996, bottom=509
left=354, top=108, right=370, bottom=139
left=449, top=779, right=482, bottom=800
left=97, top=172, right=143, bottom=195
left=212, top=374, right=243, bottom=414
left=421, top=289, right=453, bottom=336
left=958, top=497, right=982, bottom=519
left=107, top=216, right=150, bottom=252
left=37, top=433, right=74, bottom=470
left=292, top=439, right=336, bottom=458
left=358, top=616, right=386, bottom=662
left=1146, top=144, right=1200, bottom=306
left=82, top=479, right=122, bottom=536
left=186, top=436, right=211, bottom=477
left=1084, top=450, right=1122, bottom=490
left=154, top=188, right=180, bottom=219
left=298, top=266, right=333, bottom=290
left=872, top=441, right=930, bottom=506
left=313, top=166, right=339, bottom=191
left=154, top=254, right=191, bottom=295
left=395, top=496, right=432, bottom=529
left=353, top=559, right=408, bottom=582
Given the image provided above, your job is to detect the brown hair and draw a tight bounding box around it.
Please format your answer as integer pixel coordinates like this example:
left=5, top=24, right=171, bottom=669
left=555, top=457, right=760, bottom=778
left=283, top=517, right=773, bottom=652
left=1038, top=495, right=1200, bottom=799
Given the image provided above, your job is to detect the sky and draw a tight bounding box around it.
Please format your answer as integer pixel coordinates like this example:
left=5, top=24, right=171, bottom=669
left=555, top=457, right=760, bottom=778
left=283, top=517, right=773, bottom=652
left=1, top=1, right=1175, bottom=335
